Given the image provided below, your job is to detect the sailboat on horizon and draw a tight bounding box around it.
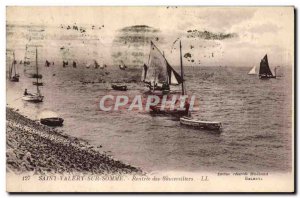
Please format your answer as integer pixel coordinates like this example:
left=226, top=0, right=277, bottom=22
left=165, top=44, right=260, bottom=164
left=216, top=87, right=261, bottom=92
left=248, top=65, right=257, bottom=75
left=259, top=54, right=276, bottom=79
left=22, top=47, right=44, bottom=103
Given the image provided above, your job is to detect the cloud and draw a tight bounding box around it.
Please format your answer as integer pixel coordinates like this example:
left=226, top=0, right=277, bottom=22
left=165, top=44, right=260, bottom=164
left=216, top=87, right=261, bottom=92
left=198, top=8, right=257, bottom=30
left=248, top=23, right=282, bottom=34
left=186, top=30, right=238, bottom=40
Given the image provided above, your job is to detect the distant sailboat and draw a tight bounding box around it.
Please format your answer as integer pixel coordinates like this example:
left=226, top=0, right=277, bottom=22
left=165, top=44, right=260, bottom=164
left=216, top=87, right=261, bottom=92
left=22, top=48, right=44, bottom=103
left=9, top=51, right=19, bottom=82
left=119, top=60, right=127, bottom=70
left=259, top=54, right=276, bottom=79
left=248, top=66, right=257, bottom=75
left=94, top=60, right=100, bottom=69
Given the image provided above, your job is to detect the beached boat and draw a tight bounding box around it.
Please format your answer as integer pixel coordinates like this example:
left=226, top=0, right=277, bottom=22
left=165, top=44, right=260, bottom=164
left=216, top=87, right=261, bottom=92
left=259, top=54, right=276, bottom=79
left=248, top=65, right=257, bottom=75
left=180, top=116, right=222, bottom=131
left=22, top=48, right=44, bottom=103
left=9, top=51, right=19, bottom=82
left=112, top=84, right=127, bottom=91
left=40, top=117, right=64, bottom=126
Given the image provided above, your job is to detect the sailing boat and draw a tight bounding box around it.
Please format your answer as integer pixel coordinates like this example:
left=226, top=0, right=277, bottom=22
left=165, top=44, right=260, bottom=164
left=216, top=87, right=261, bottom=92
left=9, top=51, right=19, bottom=82
left=22, top=48, right=44, bottom=103
left=145, top=41, right=188, bottom=116
left=142, top=41, right=184, bottom=95
left=259, top=54, right=276, bottom=79
left=119, top=60, right=127, bottom=70
left=248, top=65, right=257, bottom=75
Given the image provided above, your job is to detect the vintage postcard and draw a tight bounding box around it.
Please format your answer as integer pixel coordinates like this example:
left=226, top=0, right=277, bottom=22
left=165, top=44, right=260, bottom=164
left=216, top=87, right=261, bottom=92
left=6, top=6, right=294, bottom=192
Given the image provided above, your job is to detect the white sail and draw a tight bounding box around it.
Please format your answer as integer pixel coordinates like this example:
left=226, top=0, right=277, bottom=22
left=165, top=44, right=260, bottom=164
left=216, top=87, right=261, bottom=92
left=248, top=66, right=257, bottom=75
left=170, top=70, right=179, bottom=85
left=144, top=41, right=168, bottom=84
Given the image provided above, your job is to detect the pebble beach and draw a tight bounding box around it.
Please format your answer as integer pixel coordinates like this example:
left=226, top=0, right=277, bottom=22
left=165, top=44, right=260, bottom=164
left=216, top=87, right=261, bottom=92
left=6, top=107, right=141, bottom=175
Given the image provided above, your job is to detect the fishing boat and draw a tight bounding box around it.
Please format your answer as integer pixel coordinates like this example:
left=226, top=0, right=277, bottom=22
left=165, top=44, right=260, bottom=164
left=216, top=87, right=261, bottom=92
left=22, top=48, right=44, bottom=103
left=40, top=117, right=64, bottom=126
left=119, top=61, right=127, bottom=70
left=180, top=116, right=222, bottom=131
left=112, top=84, right=127, bottom=91
left=145, top=41, right=187, bottom=115
left=259, top=54, right=276, bottom=79
left=142, top=41, right=184, bottom=94
left=248, top=65, right=257, bottom=75
left=9, top=51, right=20, bottom=82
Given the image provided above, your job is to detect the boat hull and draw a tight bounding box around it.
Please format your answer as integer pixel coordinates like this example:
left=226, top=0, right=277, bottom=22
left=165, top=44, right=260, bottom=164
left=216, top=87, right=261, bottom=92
left=40, top=117, right=64, bottom=126
left=32, top=82, right=43, bottom=86
left=10, top=76, right=19, bottom=82
left=150, top=105, right=188, bottom=116
left=22, top=94, right=44, bottom=103
left=28, top=74, right=42, bottom=79
left=259, top=75, right=276, bottom=79
left=180, top=117, right=222, bottom=131
left=112, top=85, right=127, bottom=91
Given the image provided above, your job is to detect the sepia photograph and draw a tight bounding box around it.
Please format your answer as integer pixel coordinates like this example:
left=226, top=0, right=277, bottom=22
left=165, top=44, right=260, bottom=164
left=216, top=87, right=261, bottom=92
left=5, top=6, right=294, bottom=192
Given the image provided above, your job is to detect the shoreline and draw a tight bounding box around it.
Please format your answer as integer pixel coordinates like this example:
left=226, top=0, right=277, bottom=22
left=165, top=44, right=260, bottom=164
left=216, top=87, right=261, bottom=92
left=6, top=107, right=142, bottom=175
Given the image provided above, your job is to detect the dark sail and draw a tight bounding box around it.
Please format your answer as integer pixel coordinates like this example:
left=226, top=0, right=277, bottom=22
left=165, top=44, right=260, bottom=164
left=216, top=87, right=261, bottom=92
left=141, top=64, right=148, bottom=82
left=166, top=62, right=184, bottom=85
left=259, top=54, right=273, bottom=77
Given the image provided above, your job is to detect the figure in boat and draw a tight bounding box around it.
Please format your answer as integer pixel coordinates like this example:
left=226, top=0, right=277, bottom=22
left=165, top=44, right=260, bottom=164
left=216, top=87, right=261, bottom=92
left=259, top=54, right=276, bottom=79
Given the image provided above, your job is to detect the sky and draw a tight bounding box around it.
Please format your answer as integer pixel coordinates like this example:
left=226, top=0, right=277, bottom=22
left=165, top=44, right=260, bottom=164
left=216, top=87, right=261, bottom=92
left=6, top=6, right=294, bottom=67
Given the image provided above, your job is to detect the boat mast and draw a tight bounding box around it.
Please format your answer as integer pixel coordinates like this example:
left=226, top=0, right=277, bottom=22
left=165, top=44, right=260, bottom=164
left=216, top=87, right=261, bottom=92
left=9, top=54, right=13, bottom=79
left=12, top=51, right=16, bottom=76
left=36, top=47, right=39, bottom=93
left=180, top=40, right=184, bottom=95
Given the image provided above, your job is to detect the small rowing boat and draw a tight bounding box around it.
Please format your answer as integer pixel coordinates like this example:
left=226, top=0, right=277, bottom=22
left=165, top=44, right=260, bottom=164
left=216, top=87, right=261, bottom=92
left=112, top=84, right=127, bottom=91
left=180, top=116, right=222, bottom=131
left=40, top=117, right=64, bottom=126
